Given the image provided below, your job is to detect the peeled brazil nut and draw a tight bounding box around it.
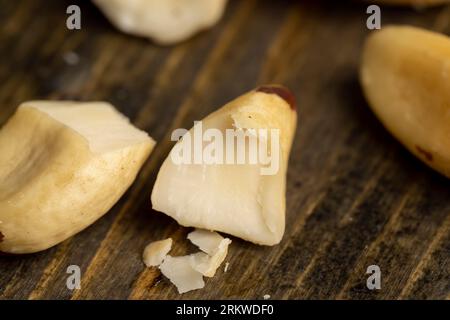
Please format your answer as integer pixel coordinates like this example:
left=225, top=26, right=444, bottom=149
left=92, top=0, right=228, bottom=45
left=0, top=101, right=155, bottom=254
left=151, top=85, right=297, bottom=245
left=360, top=26, right=450, bottom=178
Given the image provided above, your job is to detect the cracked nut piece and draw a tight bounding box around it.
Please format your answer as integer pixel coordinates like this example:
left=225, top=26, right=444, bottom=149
left=189, top=239, right=231, bottom=277
left=93, top=0, right=228, bottom=45
left=157, top=229, right=231, bottom=293
left=187, top=229, right=231, bottom=277
left=360, top=26, right=450, bottom=178
left=187, top=229, right=225, bottom=255
left=151, top=85, right=297, bottom=245
left=0, top=101, right=155, bottom=254
left=143, top=238, right=172, bottom=267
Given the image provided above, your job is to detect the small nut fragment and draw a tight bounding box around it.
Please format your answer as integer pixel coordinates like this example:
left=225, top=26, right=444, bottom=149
left=187, top=229, right=231, bottom=277
left=360, top=26, right=450, bottom=178
left=189, top=237, right=231, bottom=277
left=159, top=255, right=205, bottom=294
left=143, top=238, right=172, bottom=267
left=187, top=229, right=225, bottom=255
left=154, top=230, right=231, bottom=293
left=92, top=0, right=228, bottom=45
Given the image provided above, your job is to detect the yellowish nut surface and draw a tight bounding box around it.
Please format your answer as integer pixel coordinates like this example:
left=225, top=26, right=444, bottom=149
left=143, top=238, right=172, bottom=267
left=360, top=26, right=450, bottom=178
left=0, top=101, right=155, bottom=254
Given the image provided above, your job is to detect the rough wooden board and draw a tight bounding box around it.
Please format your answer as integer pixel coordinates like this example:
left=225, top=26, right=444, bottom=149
left=0, top=0, right=449, bottom=300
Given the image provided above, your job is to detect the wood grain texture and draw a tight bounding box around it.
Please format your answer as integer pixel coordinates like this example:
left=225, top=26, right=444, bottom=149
left=0, top=0, right=449, bottom=300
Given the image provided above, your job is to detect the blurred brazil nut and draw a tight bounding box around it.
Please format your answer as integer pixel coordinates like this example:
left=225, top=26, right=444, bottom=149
left=360, top=25, right=450, bottom=178
left=92, top=0, right=228, bottom=45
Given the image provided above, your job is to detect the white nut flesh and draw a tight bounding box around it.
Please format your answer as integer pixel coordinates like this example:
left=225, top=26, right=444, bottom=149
left=0, top=101, right=155, bottom=254
left=143, top=238, right=173, bottom=267
left=189, top=237, right=231, bottom=277
left=93, top=0, right=228, bottom=45
left=156, top=229, right=231, bottom=293
left=151, top=86, right=297, bottom=245
left=187, top=229, right=225, bottom=255
left=187, top=229, right=231, bottom=277
left=159, top=255, right=205, bottom=294
left=360, top=26, right=450, bottom=178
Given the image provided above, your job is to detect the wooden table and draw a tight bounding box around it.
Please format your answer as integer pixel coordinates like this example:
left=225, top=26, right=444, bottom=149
left=0, top=0, right=449, bottom=300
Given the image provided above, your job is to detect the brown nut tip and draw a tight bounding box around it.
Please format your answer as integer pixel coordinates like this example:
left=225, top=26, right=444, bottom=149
left=256, top=85, right=297, bottom=111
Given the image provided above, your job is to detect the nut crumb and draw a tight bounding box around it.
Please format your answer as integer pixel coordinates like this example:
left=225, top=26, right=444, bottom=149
left=63, top=51, right=80, bottom=66
left=263, top=294, right=271, bottom=300
left=224, top=262, right=229, bottom=273
left=143, top=238, right=172, bottom=267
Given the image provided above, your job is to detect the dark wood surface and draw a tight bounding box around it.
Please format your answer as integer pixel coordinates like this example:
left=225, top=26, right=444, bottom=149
left=0, top=0, right=449, bottom=300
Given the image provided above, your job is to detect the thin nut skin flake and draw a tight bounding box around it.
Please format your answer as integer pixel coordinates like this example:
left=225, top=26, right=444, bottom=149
left=143, top=238, right=173, bottom=267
